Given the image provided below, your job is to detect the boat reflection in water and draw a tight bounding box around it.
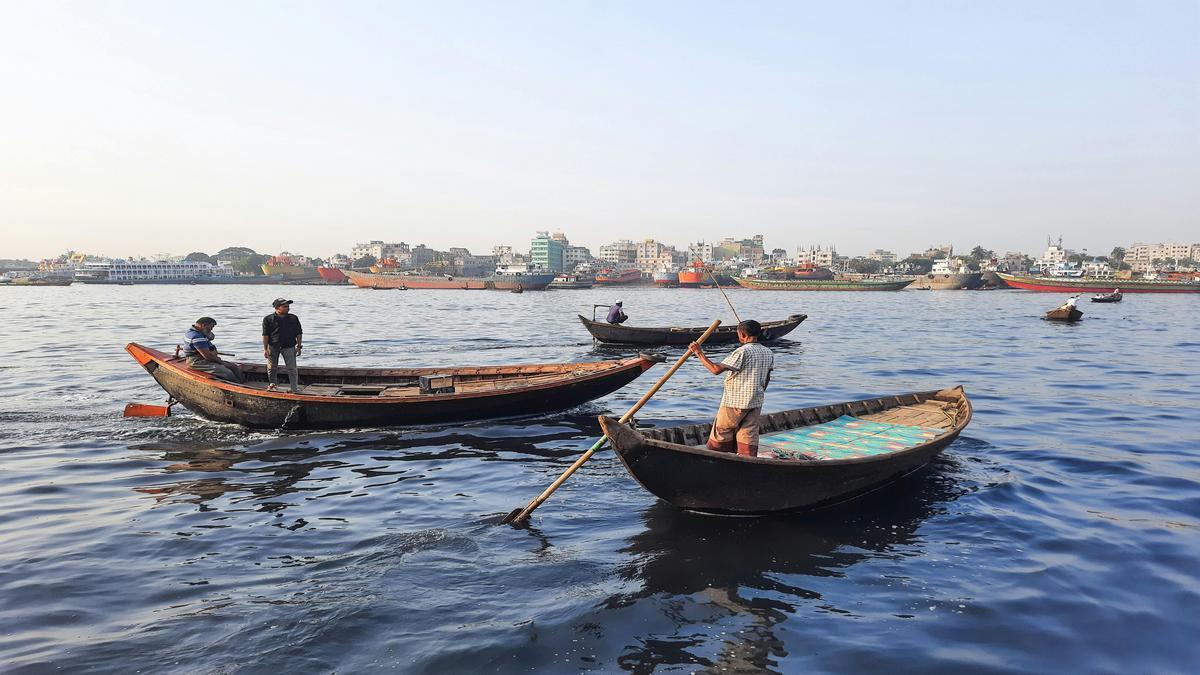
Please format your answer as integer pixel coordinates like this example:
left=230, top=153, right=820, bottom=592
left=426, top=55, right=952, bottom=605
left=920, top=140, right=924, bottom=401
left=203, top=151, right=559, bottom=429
left=605, top=460, right=972, bottom=673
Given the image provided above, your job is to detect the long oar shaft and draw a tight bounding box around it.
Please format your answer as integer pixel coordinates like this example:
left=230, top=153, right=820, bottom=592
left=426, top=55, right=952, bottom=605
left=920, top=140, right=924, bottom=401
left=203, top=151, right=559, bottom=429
left=710, top=272, right=741, bottom=323
left=503, top=319, right=722, bottom=524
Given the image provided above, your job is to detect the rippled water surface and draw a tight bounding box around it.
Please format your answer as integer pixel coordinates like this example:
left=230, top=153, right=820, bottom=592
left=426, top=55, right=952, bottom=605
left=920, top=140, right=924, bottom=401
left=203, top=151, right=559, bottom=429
left=1, top=284, right=1197, bottom=673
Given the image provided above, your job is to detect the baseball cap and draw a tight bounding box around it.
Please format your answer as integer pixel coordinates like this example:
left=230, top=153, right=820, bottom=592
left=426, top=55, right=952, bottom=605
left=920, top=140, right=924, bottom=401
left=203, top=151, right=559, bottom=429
left=272, top=298, right=293, bottom=308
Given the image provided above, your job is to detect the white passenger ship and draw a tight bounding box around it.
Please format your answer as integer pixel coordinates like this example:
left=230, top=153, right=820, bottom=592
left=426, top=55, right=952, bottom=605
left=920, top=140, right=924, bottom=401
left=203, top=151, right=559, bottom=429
left=74, top=260, right=242, bottom=284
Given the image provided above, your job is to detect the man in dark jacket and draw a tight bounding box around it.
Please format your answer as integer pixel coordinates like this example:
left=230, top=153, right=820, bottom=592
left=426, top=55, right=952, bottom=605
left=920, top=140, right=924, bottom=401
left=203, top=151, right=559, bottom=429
left=262, top=299, right=303, bottom=392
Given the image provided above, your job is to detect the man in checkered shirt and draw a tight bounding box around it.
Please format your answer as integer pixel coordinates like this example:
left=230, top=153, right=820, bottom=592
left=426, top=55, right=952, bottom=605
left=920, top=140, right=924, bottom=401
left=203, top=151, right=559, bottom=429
left=688, top=319, right=775, bottom=457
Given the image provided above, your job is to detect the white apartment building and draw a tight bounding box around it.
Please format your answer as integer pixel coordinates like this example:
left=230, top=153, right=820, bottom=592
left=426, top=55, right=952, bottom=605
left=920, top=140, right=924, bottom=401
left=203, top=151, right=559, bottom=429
left=795, top=245, right=836, bottom=267
left=564, top=245, right=591, bottom=270
left=599, top=240, right=638, bottom=265
left=351, top=240, right=410, bottom=261
left=1126, top=242, right=1200, bottom=271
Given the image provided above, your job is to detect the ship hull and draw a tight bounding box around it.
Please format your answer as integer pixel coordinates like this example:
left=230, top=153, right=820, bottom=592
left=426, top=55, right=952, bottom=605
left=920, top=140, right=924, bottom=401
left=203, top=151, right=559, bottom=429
left=652, top=272, right=679, bottom=286
left=733, top=277, right=914, bottom=291
left=595, top=270, right=643, bottom=285
left=910, top=272, right=984, bottom=290
left=997, top=273, right=1200, bottom=293
left=677, top=271, right=709, bottom=287
left=317, top=267, right=348, bottom=283
left=261, top=264, right=320, bottom=279
left=346, top=270, right=554, bottom=290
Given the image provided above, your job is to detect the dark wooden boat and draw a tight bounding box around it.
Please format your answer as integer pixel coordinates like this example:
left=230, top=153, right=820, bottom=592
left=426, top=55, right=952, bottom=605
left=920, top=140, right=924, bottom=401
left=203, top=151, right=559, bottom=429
left=126, top=343, right=663, bottom=429
left=598, top=386, right=972, bottom=516
left=1044, top=306, right=1083, bottom=322
left=579, top=314, right=807, bottom=346
left=1090, top=292, right=1122, bottom=303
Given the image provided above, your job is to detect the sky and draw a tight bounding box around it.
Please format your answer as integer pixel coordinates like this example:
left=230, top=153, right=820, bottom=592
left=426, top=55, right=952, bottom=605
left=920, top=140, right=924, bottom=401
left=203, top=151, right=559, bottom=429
left=0, top=1, right=1196, bottom=261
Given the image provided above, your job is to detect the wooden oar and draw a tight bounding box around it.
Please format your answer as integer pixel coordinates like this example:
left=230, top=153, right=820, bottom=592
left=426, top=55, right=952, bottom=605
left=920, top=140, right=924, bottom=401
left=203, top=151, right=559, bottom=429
left=124, top=402, right=170, bottom=417
left=500, top=319, right=722, bottom=525
left=709, top=272, right=742, bottom=323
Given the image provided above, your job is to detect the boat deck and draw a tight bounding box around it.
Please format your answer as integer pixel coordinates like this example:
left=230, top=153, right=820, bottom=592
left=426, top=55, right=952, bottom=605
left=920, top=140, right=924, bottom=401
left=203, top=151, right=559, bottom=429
left=233, top=369, right=600, bottom=398
left=756, top=398, right=960, bottom=460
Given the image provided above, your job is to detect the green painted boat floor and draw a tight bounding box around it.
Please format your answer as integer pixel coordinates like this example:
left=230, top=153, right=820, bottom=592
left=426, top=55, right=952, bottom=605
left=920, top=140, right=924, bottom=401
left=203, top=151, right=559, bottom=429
left=758, top=415, right=947, bottom=461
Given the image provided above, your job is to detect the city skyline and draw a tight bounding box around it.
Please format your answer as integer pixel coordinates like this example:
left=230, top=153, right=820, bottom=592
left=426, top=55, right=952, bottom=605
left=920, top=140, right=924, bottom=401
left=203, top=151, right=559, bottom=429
left=2, top=2, right=1197, bottom=260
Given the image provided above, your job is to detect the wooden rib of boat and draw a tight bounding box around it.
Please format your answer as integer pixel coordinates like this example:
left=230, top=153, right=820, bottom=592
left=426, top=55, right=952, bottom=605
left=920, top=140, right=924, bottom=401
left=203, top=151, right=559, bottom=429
left=1044, top=306, right=1083, bottom=322
left=126, top=343, right=664, bottom=429
left=1090, top=292, right=1122, bottom=303
left=578, top=314, right=807, bottom=346
left=598, top=386, right=972, bottom=516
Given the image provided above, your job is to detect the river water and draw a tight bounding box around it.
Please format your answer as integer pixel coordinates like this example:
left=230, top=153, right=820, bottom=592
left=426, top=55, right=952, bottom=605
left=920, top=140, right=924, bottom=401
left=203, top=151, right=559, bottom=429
left=0, top=285, right=1196, bottom=673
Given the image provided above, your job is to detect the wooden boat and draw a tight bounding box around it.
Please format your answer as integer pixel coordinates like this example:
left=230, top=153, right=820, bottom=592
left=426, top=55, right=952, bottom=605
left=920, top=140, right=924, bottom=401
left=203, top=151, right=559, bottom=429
left=1091, top=292, right=1122, bottom=303
left=579, top=314, right=807, bottom=346
left=126, top=343, right=663, bottom=429
left=1044, top=306, right=1083, bottom=322
left=598, top=386, right=972, bottom=516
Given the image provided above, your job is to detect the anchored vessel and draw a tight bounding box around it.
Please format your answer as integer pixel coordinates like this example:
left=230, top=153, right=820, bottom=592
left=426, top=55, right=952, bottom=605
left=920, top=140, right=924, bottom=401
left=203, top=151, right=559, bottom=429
left=579, top=314, right=807, bottom=346
left=261, top=255, right=319, bottom=280
left=733, top=277, right=914, bottom=291
left=594, top=268, right=643, bottom=285
left=345, top=270, right=555, bottom=290
left=912, top=258, right=984, bottom=290
left=549, top=274, right=594, bottom=289
left=997, top=272, right=1200, bottom=293
left=126, top=343, right=662, bottom=429
left=599, top=386, right=972, bottom=515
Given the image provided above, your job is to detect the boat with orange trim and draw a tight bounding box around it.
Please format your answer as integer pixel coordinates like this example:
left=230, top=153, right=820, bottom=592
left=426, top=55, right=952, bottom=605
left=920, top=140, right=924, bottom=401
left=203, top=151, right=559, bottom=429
left=997, top=272, right=1200, bottom=293
left=316, top=267, right=348, bottom=283
left=125, top=343, right=664, bottom=429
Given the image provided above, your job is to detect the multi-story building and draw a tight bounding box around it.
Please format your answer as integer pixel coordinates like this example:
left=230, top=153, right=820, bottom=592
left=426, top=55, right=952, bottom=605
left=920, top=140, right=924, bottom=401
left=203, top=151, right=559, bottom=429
left=351, top=240, right=410, bottom=262
left=409, top=244, right=435, bottom=268
left=688, top=241, right=715, bottom=262
left=867, top=249, right=897, bottom=264
left=492, top=245, right=527, bottom=266
left=531, top=231, right=566, bottom=272
left=598, top=240, right=638, bottom=266
left=564, top=245, right=591, bottom=271
left=1126, top=242, right=1200, bottom=271
left=795, top=245, right=836, bottom=268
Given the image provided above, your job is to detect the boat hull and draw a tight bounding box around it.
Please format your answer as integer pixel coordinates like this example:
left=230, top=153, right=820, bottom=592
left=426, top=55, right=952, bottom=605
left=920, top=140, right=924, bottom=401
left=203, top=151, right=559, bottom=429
left=595, top=270, right=643, bottom=285
left=733, top=277, right=914, bottom=291
left=1044, top=307, right=1083, bottom=322
left=997, top=273, right=1200, bottom=293
left=261, top=264, right=319, bottom=279
left=910, top=272, right=984, bottom=290
left=126, top=343, right=658, bottom=429
left=345, top=270, right=554, bottom=290
left=316, top=267, right=348, bottom=283
left=579, top=314, right=807, bottom=345
left=600, top=387, right=971, bottom=515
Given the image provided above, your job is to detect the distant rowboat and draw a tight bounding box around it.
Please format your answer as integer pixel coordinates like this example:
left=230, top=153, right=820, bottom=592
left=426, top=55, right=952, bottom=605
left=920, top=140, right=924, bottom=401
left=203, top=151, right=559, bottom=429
left=578, top=314, right=807, bottom=345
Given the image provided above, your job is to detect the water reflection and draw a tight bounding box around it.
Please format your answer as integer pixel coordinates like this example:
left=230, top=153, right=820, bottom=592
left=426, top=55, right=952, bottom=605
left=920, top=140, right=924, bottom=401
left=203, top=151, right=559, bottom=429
left=608, top=459, right=970, bottom=673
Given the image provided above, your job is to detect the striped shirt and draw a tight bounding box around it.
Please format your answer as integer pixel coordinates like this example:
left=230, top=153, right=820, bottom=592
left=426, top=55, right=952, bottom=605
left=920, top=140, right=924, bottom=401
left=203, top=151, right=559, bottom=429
left=182, top=327, right=215, bottom=357
left=719, top=342, right=774, bottom=409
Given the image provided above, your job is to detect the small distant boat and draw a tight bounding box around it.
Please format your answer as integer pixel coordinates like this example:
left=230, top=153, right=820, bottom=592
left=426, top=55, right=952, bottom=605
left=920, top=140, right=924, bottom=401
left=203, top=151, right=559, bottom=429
left=550, top=274, right=593, bottom=289
left=511, top=286, right=523, bottom=294
left=1091, top=291, right=1122, bottom=303
left=599, top=386, right=972, bottom=516
left=1044, top=306, right=1083, bottom=322
left=579, top=314, right=807, bottom=346
left=3, top=276, right=74, bottom=287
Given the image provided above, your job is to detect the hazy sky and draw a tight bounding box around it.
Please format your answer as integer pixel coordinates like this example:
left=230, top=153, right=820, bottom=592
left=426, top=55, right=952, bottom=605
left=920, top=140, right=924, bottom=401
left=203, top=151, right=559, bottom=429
left=1, top=1, right=1196, bottom=260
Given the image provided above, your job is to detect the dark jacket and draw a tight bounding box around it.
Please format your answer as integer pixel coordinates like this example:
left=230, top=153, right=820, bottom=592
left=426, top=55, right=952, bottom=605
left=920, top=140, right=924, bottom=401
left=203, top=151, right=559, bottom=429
left=262, top=313, right=303, bottom=348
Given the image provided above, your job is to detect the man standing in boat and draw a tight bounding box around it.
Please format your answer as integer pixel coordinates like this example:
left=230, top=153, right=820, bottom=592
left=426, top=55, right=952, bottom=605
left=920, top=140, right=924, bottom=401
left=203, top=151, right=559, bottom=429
left=262, top=298, right=303, bottom=393
left=183, top=317, right=244, bottom=384
left=606, top=301, right=628, bottom=325
left=688, top=320, right=774, bottom=457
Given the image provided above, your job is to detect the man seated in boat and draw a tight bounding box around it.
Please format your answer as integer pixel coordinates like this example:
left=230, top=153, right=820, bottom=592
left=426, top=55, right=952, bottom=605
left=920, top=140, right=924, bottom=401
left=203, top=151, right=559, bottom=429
left=1057, top=295, right=1080, bottom=311
left=687, top=320, right=774, bottom=457
left=606, top=301, right=628, bottom=325
left=182, top=317, right=244, bottom=384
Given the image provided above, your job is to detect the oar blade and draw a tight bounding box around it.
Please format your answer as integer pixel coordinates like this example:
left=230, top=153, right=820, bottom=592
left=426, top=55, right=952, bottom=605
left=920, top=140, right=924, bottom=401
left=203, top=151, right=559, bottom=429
left=124, top=403, right=171, bottom=417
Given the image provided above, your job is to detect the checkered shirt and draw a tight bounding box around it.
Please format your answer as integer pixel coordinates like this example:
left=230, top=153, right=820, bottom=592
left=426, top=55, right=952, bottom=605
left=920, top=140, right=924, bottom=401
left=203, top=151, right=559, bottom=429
left=719, top=342, right=774, bottom=409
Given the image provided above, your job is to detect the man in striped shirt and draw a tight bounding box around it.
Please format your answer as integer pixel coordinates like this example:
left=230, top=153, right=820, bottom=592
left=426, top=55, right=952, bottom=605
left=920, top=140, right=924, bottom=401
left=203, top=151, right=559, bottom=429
left=182, top=317, right=244, bottom=384
left=688, top=319, right=774, bottom=457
